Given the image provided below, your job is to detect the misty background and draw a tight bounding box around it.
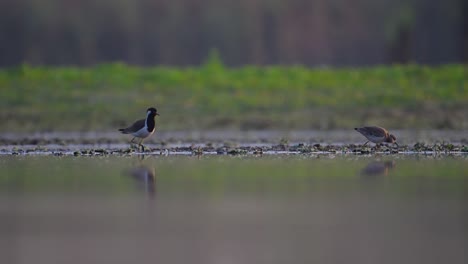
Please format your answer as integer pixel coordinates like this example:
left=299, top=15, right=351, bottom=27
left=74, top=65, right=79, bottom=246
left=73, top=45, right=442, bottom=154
left=1, top=0, right=467, bottom=67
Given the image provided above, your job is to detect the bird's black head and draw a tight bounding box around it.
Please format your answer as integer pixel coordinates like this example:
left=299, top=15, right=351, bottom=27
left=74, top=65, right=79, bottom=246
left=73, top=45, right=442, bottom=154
left=147, top=107, right=159, bottom=116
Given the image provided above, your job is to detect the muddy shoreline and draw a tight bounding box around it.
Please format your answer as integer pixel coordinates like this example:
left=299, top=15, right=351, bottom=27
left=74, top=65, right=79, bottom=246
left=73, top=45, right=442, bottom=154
left=1, top=130, right=467, bottom=156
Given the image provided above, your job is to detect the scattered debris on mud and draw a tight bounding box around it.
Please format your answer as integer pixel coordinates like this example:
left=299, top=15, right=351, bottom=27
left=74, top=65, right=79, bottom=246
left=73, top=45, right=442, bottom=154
left=1, top=130, right=467, bottom=156
left=1, top=142, right=467, bottom=156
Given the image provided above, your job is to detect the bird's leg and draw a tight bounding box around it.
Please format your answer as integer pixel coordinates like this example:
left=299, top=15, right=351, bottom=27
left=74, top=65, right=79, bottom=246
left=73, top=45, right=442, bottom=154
left=129, top=137, right=137, bottom=149
left=362, top=141, right=369, bottom=147
left=138, top=138, right=145, bottom=152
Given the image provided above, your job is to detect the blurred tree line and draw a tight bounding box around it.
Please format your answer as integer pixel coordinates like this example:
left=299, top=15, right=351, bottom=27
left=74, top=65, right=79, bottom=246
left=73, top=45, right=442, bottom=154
left=0, top=0, right=466, bottom=67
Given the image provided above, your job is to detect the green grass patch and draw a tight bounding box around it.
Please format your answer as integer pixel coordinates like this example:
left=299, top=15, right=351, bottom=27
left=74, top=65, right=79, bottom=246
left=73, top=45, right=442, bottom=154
left=0, top=63, right=467, bottom=132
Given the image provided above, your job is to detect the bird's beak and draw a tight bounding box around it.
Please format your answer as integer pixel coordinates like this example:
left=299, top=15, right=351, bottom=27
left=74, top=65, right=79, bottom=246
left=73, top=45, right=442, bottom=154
left=394, top=142, right=399, bottom=147
left=156, top=113, right=160, bottom=116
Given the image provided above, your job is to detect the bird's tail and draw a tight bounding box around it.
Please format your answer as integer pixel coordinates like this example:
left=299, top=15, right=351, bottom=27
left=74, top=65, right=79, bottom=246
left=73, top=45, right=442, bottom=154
left=118, top=128, right=128, bottom=134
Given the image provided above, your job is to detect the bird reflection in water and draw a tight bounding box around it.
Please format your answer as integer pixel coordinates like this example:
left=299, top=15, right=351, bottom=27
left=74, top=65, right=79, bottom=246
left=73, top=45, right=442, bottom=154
left=361, top=160, right=396, bottom=176
left=124, top=157, right=156, bottom=199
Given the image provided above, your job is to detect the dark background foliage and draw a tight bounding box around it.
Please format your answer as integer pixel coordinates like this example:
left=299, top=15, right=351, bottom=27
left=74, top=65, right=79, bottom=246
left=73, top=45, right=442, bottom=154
left=1, top=0, right=467, bottom=67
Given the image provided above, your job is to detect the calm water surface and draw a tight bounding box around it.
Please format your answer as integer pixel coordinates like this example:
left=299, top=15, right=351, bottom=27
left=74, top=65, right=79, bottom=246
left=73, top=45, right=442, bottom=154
left=1, top=155, right=467, bottom=264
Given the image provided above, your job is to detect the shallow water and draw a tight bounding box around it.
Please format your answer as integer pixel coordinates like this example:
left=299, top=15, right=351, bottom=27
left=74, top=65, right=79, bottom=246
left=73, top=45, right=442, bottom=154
left=1, top=155, right=467, bottom=264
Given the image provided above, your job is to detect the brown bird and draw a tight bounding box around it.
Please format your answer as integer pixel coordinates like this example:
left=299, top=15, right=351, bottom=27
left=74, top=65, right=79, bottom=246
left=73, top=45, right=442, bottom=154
left=119, top=107, right=159, bottom=149
left=354, top=126, right=398, bottom=147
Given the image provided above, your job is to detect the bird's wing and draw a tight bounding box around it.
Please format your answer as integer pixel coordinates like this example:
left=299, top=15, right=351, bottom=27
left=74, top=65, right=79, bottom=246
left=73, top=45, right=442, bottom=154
left=362, top=126, right=387, bottom=137
left=121, top=119, right=146, bottom=133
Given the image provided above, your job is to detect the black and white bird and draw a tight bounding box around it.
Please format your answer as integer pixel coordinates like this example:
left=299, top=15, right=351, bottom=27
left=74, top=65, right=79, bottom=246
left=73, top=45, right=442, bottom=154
left=119, top=107, right=159, bottom=149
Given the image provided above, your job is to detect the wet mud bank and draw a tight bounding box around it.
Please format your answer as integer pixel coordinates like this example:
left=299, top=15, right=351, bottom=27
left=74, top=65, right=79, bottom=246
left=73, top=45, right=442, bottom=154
left=1, top=142, right=467, bottom=156
left=1, top=130, right=467, bottom=156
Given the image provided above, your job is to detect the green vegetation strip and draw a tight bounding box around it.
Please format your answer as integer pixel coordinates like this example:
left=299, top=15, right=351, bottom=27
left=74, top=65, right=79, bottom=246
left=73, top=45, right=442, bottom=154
left=0, top=61, right=467, bottom=131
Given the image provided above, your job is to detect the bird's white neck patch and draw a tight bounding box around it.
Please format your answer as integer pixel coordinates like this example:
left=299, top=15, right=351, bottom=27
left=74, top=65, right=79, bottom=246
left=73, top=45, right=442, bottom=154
left=145, top=111, right=151, bottom=128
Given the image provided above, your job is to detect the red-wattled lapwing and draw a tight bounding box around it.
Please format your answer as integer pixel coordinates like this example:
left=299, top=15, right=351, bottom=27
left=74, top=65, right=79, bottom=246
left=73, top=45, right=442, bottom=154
left=119, top=107, right=159, bottom=150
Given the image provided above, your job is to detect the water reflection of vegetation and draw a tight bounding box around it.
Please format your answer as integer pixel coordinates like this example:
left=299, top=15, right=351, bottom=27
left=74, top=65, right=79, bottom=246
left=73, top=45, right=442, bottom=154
left=0, top=155, right=467, bottom=197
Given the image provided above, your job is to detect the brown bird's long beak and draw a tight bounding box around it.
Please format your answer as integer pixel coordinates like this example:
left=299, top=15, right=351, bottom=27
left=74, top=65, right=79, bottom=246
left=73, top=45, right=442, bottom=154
left=156, top=113, right=160, bottom=116
left=394, top=142, right=399, bottom=147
